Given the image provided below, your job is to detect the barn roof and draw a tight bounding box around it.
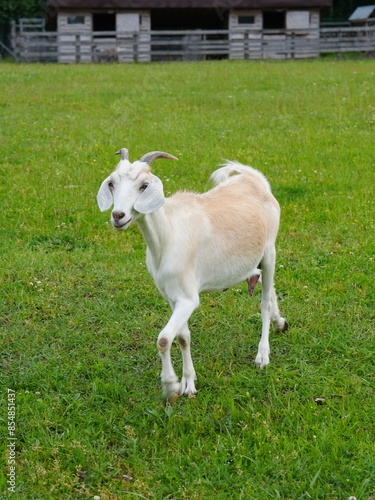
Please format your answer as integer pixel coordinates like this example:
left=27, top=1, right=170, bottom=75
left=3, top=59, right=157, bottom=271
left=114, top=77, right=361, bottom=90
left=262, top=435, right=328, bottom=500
left=349, top=5, right=375, bottom=21
left=50, top=0, right=333, bottom=9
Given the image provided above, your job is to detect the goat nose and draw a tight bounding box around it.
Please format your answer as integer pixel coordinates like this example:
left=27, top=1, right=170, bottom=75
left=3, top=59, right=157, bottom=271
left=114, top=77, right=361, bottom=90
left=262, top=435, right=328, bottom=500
left=112, top=211, right=125, bottom=222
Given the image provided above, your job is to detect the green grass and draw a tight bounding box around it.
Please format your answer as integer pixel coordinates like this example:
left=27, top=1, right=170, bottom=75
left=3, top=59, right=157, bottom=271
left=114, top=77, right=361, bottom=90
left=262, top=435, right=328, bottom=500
left=0, top=59, right=374, bottom=500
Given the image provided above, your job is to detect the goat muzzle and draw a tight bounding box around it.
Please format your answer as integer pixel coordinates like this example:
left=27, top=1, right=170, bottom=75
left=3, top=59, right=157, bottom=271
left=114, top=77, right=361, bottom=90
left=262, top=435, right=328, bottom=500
left=112, top=211, right=125, bottom=222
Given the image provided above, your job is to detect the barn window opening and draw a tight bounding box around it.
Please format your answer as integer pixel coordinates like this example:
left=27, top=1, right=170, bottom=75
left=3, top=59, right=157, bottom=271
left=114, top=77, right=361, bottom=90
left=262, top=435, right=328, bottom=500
left=67, top=15, right=85, bottom=25
left=93, top=13, right=116, bottom=32
left=263, top=11, right=286, bottom=29
left=238, top=16, right=255, bottom=25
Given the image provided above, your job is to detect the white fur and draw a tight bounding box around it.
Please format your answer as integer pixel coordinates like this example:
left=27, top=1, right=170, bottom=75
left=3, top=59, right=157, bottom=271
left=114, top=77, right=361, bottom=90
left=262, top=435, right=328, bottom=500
left=97, top=152, right=287, bottom=401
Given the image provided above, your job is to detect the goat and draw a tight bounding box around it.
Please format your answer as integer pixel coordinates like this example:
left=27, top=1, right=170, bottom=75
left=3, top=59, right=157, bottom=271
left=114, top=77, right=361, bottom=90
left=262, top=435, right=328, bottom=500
left=97, top=148, right=288, bottom=402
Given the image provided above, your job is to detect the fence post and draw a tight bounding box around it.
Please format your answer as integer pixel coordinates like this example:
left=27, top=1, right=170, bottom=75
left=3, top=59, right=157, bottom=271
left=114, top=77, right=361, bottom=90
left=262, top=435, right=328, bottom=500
left=244, top=30, right=249, bottom=60
left=75, top=34, right=80, bottom=63
left=25, top=34, right=29, bottom=62
left=338, top=29, right=342, bottom=59
left=8, top=20, right=20, bottom=61
left=133, top=33, right=138, bottom=62
left=290, top=31, right=295, bottom=59
left=10, top=20, right=16, bottom=48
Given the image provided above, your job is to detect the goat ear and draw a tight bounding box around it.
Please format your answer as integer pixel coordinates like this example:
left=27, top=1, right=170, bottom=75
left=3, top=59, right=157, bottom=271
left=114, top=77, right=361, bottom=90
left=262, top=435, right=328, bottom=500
left=97, top=177, right=113, bottom=212
left=134, top=175, right=165, bottom=214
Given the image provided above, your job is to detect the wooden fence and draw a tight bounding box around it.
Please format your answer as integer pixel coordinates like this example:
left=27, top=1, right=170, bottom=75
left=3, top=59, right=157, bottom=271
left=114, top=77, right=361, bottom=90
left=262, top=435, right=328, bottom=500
left=10, top=26, right=375, bottom=63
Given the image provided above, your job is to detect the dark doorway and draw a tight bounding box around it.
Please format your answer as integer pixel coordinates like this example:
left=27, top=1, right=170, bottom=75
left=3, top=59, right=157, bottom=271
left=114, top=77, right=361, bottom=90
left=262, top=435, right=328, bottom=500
left=263, top=11, right=286, bottom=30
left=150, top=8, right=228, bottom=61
left=151, top=9, right=228, bottom=30
left=93, top=13, right=116, bottom=32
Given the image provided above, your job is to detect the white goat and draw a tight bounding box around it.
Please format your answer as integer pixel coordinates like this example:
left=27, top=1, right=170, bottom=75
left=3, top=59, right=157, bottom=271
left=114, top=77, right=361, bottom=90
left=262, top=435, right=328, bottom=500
left=97, top=148, right=288, bottom=402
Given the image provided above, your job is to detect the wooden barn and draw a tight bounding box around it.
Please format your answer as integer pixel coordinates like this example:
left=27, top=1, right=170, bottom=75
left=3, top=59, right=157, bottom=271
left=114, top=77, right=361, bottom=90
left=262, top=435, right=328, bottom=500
left=45, top=0, right=333, bottom=62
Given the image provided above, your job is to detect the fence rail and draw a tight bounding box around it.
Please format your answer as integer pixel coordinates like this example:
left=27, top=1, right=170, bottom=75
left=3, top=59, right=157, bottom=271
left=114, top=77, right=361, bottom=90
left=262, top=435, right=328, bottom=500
left=10, top=26, right=375, bottom=63
left=0, top=41, right=20, bottom=61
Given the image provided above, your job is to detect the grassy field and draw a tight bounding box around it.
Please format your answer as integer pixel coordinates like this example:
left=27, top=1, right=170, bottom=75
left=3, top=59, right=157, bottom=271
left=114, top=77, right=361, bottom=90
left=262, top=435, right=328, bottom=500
left=0, top=59, right=374, bottom=500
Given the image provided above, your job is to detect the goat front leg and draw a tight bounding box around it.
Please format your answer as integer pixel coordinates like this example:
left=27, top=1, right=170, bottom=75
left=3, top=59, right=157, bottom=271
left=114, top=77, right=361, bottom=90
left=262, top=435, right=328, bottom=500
left=178, top=324, right=197, bottom=397
left=157, top=297, right=198, bottom=402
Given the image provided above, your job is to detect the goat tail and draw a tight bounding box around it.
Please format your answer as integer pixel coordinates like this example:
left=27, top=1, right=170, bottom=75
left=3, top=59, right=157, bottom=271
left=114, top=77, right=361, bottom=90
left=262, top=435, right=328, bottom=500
left=210, top=161, right=272, bottom=193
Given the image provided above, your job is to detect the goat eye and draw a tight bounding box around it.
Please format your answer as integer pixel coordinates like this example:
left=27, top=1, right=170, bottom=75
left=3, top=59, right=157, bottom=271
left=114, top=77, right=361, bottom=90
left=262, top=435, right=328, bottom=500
left=140, top=183, right=149, bottom=191
left=108, top=182, right=114, bottom=189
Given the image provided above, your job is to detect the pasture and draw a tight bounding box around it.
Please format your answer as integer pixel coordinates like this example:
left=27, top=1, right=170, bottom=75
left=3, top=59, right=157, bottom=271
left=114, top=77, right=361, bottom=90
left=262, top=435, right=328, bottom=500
left=0, top=59, right=374, bottom=499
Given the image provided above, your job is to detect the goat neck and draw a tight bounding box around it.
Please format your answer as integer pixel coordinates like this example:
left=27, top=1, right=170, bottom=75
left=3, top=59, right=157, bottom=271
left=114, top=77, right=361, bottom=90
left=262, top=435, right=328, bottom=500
left=136, top=203, right=171, bottom=265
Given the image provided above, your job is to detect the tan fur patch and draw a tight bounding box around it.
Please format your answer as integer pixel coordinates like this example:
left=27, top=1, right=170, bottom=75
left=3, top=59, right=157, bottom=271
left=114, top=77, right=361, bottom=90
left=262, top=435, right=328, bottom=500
left=158, top=338, right=168, bottom=352
left=178, top=337, right=187, bottom=349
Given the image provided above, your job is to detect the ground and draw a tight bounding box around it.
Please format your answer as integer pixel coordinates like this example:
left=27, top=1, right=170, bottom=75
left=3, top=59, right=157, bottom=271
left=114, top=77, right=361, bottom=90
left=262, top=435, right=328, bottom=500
left=0, top=59, right=374, bottom=499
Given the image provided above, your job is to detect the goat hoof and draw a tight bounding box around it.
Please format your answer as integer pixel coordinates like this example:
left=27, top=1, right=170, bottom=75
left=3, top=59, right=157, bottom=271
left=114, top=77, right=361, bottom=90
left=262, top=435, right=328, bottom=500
left=273, top=317, right=288, bottom=332
left=186, top=388, right=197, bottom=398
left=162, top=381, right=180, bottom=404
left=180, top=377, right=197, bottom=398
left=163, top=391, right=180, bottom=405
left=255, top=351, right=270, bottom=368
left=169, top=392, right=180, bottom=405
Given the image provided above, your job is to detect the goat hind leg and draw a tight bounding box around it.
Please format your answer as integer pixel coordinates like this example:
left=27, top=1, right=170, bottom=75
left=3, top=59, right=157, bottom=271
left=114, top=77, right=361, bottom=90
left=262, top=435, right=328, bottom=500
left=255, top=247, right=275, bottom=368
left=255, top=246, right=288, bottom=368
left=270, top=285, right=288, bottom=332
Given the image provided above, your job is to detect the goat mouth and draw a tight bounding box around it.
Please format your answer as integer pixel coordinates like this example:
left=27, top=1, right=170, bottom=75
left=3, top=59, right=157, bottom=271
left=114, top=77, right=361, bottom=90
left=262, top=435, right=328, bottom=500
left=113, top=218, right=132, bottom=229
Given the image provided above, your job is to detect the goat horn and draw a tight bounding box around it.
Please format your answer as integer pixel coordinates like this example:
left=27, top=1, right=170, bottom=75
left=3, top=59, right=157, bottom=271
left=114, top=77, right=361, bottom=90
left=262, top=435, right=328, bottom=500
left=139, top=151, right=178, bottom=164
left=115, top=148, right=129, bottom=161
